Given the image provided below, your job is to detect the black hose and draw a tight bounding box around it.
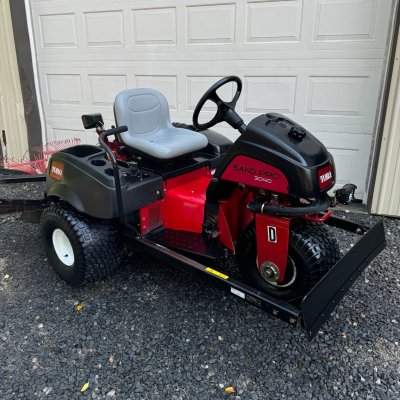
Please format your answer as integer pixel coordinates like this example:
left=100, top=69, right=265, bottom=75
left=247, top=195, right=331, bottom=217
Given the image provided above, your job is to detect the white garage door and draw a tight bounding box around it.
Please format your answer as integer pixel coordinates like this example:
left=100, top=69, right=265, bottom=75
left=29, top=0, right=394, bottom=198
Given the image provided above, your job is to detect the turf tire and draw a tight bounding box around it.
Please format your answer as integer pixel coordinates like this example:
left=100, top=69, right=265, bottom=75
left=40, top=202, right=121, bottom=285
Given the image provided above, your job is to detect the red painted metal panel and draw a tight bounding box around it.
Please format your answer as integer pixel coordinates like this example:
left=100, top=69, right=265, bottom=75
left=303, top=209, right=332, bottom=222
left=217, top=207, right=235, bottom=252
left=217, top=187, right=254, bottom=251
left=140, top=200, right=163, bottom=235
left=163, top=168, right=212, bottom=233
left=255, top=214, right=291, bottom=283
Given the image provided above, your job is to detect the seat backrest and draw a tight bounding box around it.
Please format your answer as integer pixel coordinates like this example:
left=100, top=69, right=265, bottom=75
left=114, top=88, right=172, bottom=136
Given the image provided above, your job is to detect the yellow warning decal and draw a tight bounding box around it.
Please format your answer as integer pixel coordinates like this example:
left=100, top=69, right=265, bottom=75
left=205, top=267, right=229, bottom=280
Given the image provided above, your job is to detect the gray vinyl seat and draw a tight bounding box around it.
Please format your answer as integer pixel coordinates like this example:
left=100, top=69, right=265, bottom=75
left=114, top=88, right=208, bottom=159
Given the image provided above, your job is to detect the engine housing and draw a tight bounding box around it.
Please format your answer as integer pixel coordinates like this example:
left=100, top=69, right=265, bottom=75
left=214, top=113, right=335, bottom=198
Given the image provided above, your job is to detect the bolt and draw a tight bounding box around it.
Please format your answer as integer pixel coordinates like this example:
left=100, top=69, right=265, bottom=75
left=263, top=268, right=273, bottom=278
left=289, top=317, right=296, bottom=324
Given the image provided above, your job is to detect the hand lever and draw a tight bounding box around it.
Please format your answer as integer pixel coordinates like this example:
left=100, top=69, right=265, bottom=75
left=136, top=156, right=143, bottom=180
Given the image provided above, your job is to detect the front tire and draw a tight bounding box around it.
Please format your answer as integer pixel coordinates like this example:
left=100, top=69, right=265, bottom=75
left=236, top=221, right=340, bottom=300
left=40, top=203, right=121, bottom=285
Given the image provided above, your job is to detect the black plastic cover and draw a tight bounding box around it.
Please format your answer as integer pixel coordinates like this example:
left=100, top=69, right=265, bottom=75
left=201, top=129, right=233, bottom=156
left=172, top=122, right=233, bottom=156
left=214, top=113, right=336, bottom=198
left=46, top=145, right=163, bottom=219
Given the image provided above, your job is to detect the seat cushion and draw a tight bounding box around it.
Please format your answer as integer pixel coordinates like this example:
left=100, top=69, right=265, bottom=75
left=121, top=127, right=208, bottom=159
left=115, top=88, right=208, bottom=159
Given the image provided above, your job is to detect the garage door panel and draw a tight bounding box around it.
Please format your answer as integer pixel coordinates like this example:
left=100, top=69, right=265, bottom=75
left=246, top=0, right=303, bottom=43
left=30, top=0, right=392, bottom=60
left=135, top=75, right=179, bottom=111
left=41, top=70, right=180, bottom=116
left=38, top=67, right=382, bottom=119
left=315, top=132, right=373, bottom=198
left=51, top=126, right=86, bottom=143
left=39, top=13, right=78, bottom=48
left=243, top=76, right=297, bottom=115
left=45, top=74, right=83, bottom=106
left=84, top=10, right=125, bottom=48
left=39, top=67, right=382, bottom=132
left=313, top=0, right=377, bottom=42
left=88, top=75, right=128, bottom=106
left=132, top=7, right=177, bottom=46
left=186, top=3, right=236, bottom=45
left=46, top=116, right=107, bottom=145
left=300, top=68, right=381, bottom=127
left=306, top=76, right=369, bottom=117
left=43, top=99, right=117, bottom=121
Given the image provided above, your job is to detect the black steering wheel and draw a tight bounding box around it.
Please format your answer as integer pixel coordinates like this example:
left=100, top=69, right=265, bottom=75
left=193, top=76, right=244, bottom=131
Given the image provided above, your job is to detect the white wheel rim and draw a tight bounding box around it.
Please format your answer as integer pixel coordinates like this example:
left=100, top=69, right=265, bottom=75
left=52, top=228, right=75, bottom=267
left=270, top=256, right=297, bottom=288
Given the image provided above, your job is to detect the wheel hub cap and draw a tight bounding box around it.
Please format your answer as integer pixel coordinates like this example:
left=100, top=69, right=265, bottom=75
left=260, top=262, right=280, bottom=283
left=52, top=228, right=75, bottom=267
left=258, top=257, right=298, bottom=288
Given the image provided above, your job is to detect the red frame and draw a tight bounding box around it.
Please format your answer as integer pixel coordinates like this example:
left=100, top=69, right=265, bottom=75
left=255, top=214, right=291, bottom=283
left=217, top=187, right=254, bottom=251
left=303, top=209, right=332, bottom=222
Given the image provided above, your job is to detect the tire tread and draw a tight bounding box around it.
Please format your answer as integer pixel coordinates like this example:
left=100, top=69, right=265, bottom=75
left=41, top=202, right=120, bottom=285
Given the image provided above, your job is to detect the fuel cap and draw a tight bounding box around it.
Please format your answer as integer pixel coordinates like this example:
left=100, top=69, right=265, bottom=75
left=289, top=125, right=306, bottom=140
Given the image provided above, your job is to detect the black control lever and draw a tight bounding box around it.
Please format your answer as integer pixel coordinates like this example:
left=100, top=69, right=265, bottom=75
left=135, top=156, right=143, bottom=180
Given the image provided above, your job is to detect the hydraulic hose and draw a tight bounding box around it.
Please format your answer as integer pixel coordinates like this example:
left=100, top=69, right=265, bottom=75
left=247, top=195, right=331, bottom=217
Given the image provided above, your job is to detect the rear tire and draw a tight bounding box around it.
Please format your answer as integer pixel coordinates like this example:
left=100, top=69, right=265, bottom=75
left=236, top=221, right=340, bottom=300
left=40, top=202, right=121, bottom=285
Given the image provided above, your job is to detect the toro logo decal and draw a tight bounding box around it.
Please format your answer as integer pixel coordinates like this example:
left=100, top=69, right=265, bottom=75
left=50, top=161, right=64, bottom=181
left=318, top=166, right=333, bottom=189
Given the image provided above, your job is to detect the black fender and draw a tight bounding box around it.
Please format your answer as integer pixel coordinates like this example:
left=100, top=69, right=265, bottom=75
left=47, top=183, right=86, bottom=214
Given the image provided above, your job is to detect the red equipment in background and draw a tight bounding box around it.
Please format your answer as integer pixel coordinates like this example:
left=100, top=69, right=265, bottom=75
left=1, top=138, right=81, bottom=174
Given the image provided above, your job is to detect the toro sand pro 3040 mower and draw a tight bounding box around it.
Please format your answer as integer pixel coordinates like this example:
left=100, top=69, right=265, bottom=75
left=0, top=76, right=385, bottom=340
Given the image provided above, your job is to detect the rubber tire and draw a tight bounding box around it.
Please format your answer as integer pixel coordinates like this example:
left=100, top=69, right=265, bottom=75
left=40, top=202, right=121, bottom=285
left=236, top=221, right=340, bottom=300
